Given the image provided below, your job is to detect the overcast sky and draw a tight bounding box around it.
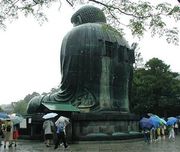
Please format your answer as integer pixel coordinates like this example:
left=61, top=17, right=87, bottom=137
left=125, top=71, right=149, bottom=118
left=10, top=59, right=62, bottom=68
left=0, top=1, right=180, bottom=105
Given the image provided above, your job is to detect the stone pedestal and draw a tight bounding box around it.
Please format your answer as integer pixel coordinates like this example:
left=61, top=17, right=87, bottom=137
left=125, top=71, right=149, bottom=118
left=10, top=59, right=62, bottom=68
left=71, top=112, right=141, bottom=141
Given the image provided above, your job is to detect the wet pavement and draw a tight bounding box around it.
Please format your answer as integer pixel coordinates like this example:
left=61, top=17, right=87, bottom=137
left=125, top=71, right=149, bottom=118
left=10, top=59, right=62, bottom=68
left=0, top=135, right=180, bottom=152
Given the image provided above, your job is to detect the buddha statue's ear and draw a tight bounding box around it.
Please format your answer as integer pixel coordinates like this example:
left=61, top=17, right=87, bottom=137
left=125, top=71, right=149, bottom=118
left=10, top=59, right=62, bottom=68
left=73, top=15, right=82, bottom=26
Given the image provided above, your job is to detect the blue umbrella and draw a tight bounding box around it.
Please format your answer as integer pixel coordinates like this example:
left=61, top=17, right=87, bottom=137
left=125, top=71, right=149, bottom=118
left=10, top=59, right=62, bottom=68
left=166, top=117, right=177, bottom=126
left=140, top=117, right=153, bottom=129
left=149, top=115, right=160, bottom=128
left=0, top=112, right=10, bottom=120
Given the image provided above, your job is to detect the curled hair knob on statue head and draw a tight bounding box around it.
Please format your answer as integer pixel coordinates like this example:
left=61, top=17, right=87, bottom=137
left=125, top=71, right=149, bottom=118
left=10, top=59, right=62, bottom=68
left=71, top=5, right=106, bottom=26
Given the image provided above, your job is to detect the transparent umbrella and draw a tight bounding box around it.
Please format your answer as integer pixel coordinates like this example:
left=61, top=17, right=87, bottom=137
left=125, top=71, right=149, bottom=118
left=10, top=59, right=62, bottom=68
left=55, top=116, right=70, bottom=126
left=42, top=112, right=58, bottom=119
left=160, top=118, right=167, bottom=125
left=9, top=113, right=23, bottom=125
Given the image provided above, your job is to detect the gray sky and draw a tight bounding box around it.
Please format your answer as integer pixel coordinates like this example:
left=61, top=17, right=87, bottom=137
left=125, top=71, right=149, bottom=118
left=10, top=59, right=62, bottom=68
left=0, top=1, right=180, bottom=105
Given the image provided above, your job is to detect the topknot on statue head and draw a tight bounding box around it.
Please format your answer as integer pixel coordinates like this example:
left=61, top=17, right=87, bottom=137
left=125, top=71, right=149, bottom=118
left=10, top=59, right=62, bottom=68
left=71, top=5, right=106, bottom=26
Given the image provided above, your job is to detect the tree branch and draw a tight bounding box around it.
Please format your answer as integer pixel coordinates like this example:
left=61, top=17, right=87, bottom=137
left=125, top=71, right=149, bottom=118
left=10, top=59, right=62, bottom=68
left=89, top=0, right=141, bottom=18
left=66, top=0, right=74, bottom=7
left=3, top=0, right=20, bottom=16
left=107, top=8, right=128, bottom=27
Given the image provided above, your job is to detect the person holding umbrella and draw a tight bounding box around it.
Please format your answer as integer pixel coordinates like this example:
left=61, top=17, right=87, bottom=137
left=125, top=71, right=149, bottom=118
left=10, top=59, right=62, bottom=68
left=12, top=124, right=20, bottom=147
left=167, top=117, right=177, bottom=141
left=54, top=116, right=69, bottom=149
left=174, top=122, right=178, bottom=135
left=0, top=120, right=3, bottom=146
left=43, top=119, right=55, bottom=147
left=140, top=117, right=152, bottom=143
left=2, top=119, right=13, bottom=148
left=55, top=116, right=70, bottom=135
left=168, top=125, right=175, bottom=141
left=42, top=113, right=57, bottom=147
left=9, top=113, right=23, bottom=147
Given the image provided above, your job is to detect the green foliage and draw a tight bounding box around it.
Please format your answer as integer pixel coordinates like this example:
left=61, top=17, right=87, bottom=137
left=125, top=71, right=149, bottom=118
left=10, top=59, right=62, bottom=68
left=134, top=50, right=144, bottom=70
left=0, top=0, right=179, bottom=44
left=97, top=0, right=180, bottom=45
left=129, top=19, right=145, bottom=37
left=12, top=92, right=40, bottom=114
left=0, top=0, right=56, bottom=29
left=24, top=92, right=40, bottom=103
left=0, top=106, right=3, bottom=112
left=131, top=58, right=180, bottom=117
left=13, top=100, right=28, bottom=115
left=101, top=23, right=123, bottom=37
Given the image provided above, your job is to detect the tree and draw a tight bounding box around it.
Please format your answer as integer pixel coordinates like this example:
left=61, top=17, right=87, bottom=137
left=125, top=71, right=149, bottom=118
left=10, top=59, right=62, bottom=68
left=0, top=106, right=3, bottom=112
left=24, top=92, right=40, bottom=103
left=133, top=45, right=144, bottom=70
left=14, top=92, right=40, bottom=114
left=13, top=100, right=28, bottom=115
left=0, top=0, right=179, bottom=44
left=131, top=58, right=180, bottom=117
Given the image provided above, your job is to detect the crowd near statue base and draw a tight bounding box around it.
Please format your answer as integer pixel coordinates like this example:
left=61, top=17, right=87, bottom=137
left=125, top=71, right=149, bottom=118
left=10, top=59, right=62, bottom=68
left=20, top=112, right=141, bottom=142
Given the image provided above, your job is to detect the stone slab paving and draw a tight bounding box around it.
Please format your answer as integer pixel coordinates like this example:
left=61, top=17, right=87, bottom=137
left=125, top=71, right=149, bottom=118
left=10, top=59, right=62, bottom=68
left=0, top=136, right=180, bottom=152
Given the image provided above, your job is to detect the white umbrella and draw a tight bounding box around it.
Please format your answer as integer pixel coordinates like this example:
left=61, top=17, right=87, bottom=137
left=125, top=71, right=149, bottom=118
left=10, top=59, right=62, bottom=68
left=55, top=116, right=70, bottom=126
left=42, top=112, right=58, bottom=119
left=9, top=113, right=23, bottom=125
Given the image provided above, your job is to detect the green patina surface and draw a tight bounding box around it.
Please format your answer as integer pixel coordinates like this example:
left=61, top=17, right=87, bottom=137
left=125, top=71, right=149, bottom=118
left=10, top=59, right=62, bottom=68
left=27, top=5, right=135, bottom=114
left=42, top=102, right=80, bottom=112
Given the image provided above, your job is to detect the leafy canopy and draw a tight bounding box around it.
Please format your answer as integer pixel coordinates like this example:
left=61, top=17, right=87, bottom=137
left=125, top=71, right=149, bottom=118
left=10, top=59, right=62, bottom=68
left=131, top=58, right=180, bottom=116
left=0, top=0, right=180, bottom=44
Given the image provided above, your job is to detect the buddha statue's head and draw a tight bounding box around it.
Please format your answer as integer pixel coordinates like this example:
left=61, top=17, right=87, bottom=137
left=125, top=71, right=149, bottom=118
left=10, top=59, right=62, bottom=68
left=71, top=5, right=106, bottom=26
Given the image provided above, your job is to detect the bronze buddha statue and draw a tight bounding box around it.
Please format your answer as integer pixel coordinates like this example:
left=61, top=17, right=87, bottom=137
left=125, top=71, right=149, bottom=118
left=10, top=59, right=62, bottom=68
left=27, top=5, right=135, bottom=114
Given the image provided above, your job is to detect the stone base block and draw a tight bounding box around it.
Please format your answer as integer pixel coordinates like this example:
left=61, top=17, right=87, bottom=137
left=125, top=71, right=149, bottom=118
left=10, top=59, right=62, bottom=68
left=71, top=112, right=142, bottom=141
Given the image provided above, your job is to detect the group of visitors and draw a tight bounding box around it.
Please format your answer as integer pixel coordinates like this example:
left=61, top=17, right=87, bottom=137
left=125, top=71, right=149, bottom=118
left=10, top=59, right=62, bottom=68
left=0, top=119, right=19, bottom=148
left=42, top=116, right=69, bottom=150
left=142, top=121, right=179, bottom=144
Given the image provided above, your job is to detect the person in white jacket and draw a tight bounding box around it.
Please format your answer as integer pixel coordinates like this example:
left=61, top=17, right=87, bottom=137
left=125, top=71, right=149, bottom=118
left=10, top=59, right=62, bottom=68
left=43, top=119, right=54, bottom=147
left=168, top=125, right=175, bottom=141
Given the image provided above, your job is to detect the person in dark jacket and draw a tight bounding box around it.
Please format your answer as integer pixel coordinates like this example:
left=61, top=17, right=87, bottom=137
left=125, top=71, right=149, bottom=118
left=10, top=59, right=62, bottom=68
left=54, top=122, right=68, bottom=149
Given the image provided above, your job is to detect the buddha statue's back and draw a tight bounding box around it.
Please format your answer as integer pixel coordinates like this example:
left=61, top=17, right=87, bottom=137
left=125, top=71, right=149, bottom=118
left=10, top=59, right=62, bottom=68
left=27, top=5, right=135, bottom=114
